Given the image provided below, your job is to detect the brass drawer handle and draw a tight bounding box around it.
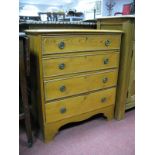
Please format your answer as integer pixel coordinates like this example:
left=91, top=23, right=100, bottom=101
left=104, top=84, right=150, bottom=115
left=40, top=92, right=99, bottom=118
left=102, top=77, right=108, bottom=83
left=101, top=97, right=106, bottom=103
left=105, top=40, right=111, bottom=46
left=60, top=85, right=66, bottom=92
left=103, top=58, right=109, bottom=64
left=60, top=107, right=66, bottom=114
left=58, top=41, right=65, bottom=49
left=59, top=63, right=65, bottom=70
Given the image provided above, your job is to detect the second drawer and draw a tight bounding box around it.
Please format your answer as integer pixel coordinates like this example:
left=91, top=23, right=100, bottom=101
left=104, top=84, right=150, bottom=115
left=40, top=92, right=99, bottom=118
left=42, top=51, right=119, bottom=78
left=44, top=69, right=118, bottom=101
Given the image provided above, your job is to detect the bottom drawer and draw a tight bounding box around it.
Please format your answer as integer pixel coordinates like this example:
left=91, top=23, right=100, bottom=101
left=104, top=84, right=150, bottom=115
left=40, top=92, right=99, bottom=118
left=45, top=87, right=116, bottom=123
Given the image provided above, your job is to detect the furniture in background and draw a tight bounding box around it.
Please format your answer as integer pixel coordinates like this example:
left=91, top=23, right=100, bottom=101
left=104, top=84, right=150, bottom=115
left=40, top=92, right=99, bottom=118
left=63, top=16, right=83, bottom=22
left=19, top=21, right=96, bottom=32
left=65, top=10, right=84, bottom=22
left=25, top=29, right=122, bottom=143
left=19, top=33, right=33, bottom=147
left=97, top=16, right=135, bottom=120
left=114, top=3, right=131, bottom=16
left=19, top=16, right=41, bottom=22
left=38, top=12, right=65, bottom=21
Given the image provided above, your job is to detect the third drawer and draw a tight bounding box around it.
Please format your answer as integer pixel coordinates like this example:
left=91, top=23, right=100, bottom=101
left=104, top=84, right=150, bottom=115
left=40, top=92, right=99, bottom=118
left=44, top=69, right=118, bottom=101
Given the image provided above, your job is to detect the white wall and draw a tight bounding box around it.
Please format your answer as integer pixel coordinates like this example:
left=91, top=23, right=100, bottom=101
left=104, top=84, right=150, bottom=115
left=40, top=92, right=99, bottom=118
left=19, top=0, right=79, bottom=16
left=19, top=0, right=134, bottom=18
left=75, top=0, right=103, bottom=20
left=19, top=0, right=104, bottom=19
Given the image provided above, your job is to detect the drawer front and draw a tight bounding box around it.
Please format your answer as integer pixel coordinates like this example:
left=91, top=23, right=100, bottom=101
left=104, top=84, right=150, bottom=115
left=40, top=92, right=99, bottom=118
left=44, top=70, right=118, bottom=101
left=42, top=52, right=119, bottom=78
left=42, top=34, right=121, bottom=54
left=45, top=88, right=116, bottom=123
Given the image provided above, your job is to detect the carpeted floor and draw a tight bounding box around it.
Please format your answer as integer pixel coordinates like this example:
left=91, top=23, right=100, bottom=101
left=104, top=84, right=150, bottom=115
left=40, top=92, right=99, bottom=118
left=19, top=109, right=135, bottom=155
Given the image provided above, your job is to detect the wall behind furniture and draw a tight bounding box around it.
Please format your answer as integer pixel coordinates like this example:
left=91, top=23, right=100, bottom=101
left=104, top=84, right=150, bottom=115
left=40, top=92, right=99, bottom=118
left=19, top=0, right=79, bottom=16
left=19, top=0, right=104, bottom=20
left=19, top=0, right=134, bottom=19
left=75, top=0, right=103, bottom=20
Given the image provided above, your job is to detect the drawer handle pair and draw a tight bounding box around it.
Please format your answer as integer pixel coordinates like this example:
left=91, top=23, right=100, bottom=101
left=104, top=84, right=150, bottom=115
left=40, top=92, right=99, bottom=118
left=59, top=77, right=108, bottom=92
left=59, top=78, right=108, bottom=93
left=58, top=41, right=65, bottom=49
left=105, top=40, right=111, bottom=47
left=60, top=97, right=107, bottom=114
left=59, top=40, right=110, bottom=49
left=60, top=98, right=107, bottom=113
left=59, top=59, right=109, bottom=70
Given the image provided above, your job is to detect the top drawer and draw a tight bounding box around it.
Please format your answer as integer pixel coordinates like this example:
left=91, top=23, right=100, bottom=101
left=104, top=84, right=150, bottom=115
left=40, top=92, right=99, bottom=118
left=42, top=34, right=121, bottom=54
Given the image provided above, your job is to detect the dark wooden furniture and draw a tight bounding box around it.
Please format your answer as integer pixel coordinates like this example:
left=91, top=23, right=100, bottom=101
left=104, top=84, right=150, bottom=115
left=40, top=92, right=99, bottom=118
left=19, top=16, right=41, bottom=22
left=19, top=21, right=96, bottom=32
left=19, top=33, right=33, bottom=147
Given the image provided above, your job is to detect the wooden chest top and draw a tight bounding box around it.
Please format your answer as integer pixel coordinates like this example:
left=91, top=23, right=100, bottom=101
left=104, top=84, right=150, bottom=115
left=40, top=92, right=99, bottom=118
left=25, top=29, right=123, bottom=34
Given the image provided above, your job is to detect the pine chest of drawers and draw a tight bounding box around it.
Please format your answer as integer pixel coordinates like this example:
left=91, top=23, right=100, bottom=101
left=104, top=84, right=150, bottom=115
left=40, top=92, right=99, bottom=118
left=25, top=29, right=122, bottom=143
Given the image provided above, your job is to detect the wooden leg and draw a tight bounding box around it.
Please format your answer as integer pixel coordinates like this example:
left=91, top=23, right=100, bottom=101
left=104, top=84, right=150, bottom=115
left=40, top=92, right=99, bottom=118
left=43, top=105, right=115, bottom=143
left=44, top=123, right=60, bottom=143
left=103, top=105, right=114, bottom=121
left=104, top=110, right=114, bottom=121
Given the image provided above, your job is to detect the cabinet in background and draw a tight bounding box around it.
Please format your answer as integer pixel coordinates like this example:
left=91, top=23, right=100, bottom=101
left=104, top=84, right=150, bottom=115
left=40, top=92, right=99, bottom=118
left=97, top=16, right=135, bottom=120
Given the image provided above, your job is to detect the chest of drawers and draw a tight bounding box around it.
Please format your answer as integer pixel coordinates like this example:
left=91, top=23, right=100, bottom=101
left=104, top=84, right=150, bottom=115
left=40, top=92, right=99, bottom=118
left=25, top=29, right=122, bottom=143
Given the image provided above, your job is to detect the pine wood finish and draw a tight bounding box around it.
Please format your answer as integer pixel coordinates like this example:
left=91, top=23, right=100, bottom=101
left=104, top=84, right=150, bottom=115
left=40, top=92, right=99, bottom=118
left=44, top=70, right=118, bottom=101
left=42, top=52, right=119, bottom=77
left=45, top=88, right=116, bottom=123
left=25, top=29, right=122, bottom=142
left=97, top=16, right=135, bottom=120
left=42, top=34, right=121, bottom=54
left=44, top=105, right=114, bottom=143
